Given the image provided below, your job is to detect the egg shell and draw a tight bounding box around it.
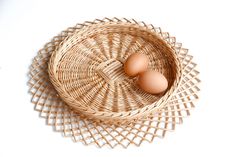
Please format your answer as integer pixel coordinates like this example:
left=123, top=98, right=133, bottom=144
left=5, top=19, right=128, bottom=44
left=137, top=71, right=168, bottom=94
left=124, top=53, right=149, bottom=77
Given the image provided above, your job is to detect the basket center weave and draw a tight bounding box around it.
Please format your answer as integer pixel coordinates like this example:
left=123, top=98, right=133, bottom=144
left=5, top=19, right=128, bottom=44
left=96, top=59, right=126, bottom=85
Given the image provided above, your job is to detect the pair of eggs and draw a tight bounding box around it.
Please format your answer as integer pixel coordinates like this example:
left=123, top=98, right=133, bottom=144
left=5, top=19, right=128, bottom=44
left=124, top=53, right=168, bottom=94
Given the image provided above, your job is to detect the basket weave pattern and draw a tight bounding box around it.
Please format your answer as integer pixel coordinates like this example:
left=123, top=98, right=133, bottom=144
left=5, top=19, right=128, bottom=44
left=48, top=19, right=182, bottom=122
left=28, top=18, right=200, bottom=148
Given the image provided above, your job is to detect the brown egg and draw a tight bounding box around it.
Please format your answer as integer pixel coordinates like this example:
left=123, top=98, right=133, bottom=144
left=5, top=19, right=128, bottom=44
left=137, top=71, right=168, bottom=94
left=124, top=53, right=149, bottom=77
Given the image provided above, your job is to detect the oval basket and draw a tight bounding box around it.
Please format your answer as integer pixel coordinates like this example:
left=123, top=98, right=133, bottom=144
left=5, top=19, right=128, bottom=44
left=48, top=19, right=182, bottom=122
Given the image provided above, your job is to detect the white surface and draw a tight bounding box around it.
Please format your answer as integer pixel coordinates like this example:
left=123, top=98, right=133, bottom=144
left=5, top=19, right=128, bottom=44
left=0, top=0, right=235, bottom=156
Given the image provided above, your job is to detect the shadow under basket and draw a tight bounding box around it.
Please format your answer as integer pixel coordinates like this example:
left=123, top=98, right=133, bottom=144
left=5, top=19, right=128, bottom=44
left=29, top=18, right=200, bottom=148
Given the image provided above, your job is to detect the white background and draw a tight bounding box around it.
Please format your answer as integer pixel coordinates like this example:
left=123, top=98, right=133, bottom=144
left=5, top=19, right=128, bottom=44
left=0, top=0, right=235, bottom=156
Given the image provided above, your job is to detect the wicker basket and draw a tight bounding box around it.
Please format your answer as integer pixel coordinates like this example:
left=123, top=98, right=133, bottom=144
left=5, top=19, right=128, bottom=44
left=28, top=18, right=200, bottom=148
left=48, top=19, right=182, bottom=123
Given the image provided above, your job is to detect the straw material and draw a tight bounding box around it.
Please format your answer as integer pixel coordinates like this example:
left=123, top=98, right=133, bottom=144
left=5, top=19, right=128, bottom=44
left=28, top=18, right=200, bottom=148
